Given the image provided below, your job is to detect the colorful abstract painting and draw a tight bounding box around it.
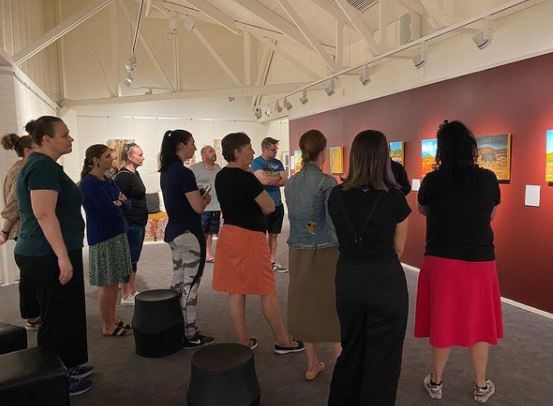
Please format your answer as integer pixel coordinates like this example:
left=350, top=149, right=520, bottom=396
left=329, top=146, right=344, bottom=174
left=546, top=130, right=553, bottom=182
left=421, top=139, right=437, bottom=176
left=476, top=134, right=511, bottom=181
left=293, top=150, right=302, bottom=174
left=389, top=141, right=405, bottom=165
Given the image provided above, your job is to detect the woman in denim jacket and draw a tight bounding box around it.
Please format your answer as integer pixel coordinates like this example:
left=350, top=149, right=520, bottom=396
left=285, top=129, right=341, bottom=381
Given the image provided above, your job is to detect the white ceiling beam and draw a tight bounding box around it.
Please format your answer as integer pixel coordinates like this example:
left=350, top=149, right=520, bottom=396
left=180, top=0, right=240, bottom=35
left=333, top=0, right=382, bottom=55
left=251, top=44, right=273, bottom=108
left=277, top=0, right=337, bottom=72
left=417, top=0, right=459, bottom=28
left=110, top=2, right=120, bottom=96
left=336, top=21, right=344, bottom=69
left=232, top=0, right=312, bottom=50
left=192, top=26, right=242, bottom=87
left=62, top=82, right=312, bottom=107
left=14, top=0, right=114, bottom=65
left=243, top=31, right=252, bottom=86
left=118, top=0, right=176, bottom=92
left=252, top=34, right=322, bottom=80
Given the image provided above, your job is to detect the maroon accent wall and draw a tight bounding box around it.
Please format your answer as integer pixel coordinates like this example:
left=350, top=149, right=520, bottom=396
left=290, top=52, right=553, bottom=313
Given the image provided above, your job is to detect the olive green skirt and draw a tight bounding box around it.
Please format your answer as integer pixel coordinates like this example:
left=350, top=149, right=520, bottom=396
left=89, top=233, right=132, bottom=287
left=287, top=246, right=340, bottom=343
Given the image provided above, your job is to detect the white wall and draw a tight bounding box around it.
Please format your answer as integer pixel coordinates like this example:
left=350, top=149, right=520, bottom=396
left=70, top=114, right=280, bottom=192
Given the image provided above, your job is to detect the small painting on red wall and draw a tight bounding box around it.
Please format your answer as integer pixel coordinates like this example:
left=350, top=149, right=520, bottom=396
left=476, top=134, right=511, bottom=181
left=421, top=139, right=437, bottom=176
left=546, top=130, right=553, bottom=182
left=389, top=141, right=405, bottom=165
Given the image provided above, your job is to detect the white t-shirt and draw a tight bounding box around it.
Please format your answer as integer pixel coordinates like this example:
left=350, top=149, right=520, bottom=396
left=189, top=162, right=221, bottom=211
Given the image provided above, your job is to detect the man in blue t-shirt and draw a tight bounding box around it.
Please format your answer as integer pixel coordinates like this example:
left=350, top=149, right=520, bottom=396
left=251, top=137, right=288, bottom=272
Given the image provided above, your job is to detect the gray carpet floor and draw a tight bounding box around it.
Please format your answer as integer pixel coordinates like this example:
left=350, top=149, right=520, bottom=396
left=1, top=225, right=552, bottom=406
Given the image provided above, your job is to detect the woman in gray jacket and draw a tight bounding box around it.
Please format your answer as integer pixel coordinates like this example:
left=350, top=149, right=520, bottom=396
left=285, top=129, right=341, bottom=381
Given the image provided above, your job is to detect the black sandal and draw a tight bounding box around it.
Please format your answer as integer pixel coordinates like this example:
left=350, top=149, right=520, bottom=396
left=118, top=321, right=132, bottom=330
left=104, top=325, right=133, bottom=337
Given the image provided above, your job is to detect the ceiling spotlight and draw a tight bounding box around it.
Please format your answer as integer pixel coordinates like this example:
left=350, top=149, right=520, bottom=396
left=265, top=105, right=272, bottom=118
left=254, top=107, right=262, bottom=119
left=125, top=54, right=137, bottom=72
left=124, top=72, right=134, bottom=87
left=275, top=100, right=283, bottom=113
left=228, top=96, right=235, bottom=102
left=473, top=16, right=493, bottom=50
left=299, top=89, right=308, bottom=105
left=325, top=78, right=335, bottom=97
left=167, top=13, right=178, bottom=40
left=183, top=16, right=195, bottom=32
left=283, top=98, right=292, bottom=110
left=412, top=43, right=427, bottom=69
left=359, top=65, right=371, bottom=86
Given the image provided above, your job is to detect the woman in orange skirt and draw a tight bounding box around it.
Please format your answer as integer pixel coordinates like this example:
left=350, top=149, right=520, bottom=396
left=213, top=132, right=304, bottom=355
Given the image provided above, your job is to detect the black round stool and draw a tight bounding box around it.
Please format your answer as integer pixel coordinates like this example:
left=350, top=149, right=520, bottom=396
left=132, top=289, right=184, bottom=358
left=187, top=343, right=260, bottom=406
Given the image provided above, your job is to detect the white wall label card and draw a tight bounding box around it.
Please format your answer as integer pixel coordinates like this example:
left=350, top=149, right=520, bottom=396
left=412, top=179, right=421, bottom=192
left=525, top=185, right=541, bottom=207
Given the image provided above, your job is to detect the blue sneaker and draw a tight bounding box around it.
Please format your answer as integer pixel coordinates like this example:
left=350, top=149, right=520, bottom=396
left=67, top=365, right=94, bottom=379
left=68, top=377, right=92, bottom=396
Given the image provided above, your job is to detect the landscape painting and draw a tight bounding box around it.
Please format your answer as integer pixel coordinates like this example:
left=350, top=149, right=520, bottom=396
left=476, top=134, right=511, bottom=181
left=546, top=130, right=553, bottom=182
left=329, top=146, right=344, bottom=174
left=421, top=139, right=437, bottom=176
left=389, top=141, right=405, bottom=165
left=293, top=150, right=302, bottom=174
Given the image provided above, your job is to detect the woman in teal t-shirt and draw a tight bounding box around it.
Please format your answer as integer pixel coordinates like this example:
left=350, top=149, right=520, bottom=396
left=15, top=116, right=93, bottom=396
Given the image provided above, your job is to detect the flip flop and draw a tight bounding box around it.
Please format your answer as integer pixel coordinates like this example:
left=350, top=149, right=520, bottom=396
left=206, top=258, right=215, bottom=263
left=117, top=321, right=132, bottom=330
left=104, top=325, right=133, bottom=337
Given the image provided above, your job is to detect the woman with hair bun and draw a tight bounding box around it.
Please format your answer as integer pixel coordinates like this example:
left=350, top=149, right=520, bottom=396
left=15, top=116, right=92, bottom=395
left=81, top=144, right=133, bottom=337
left=115, top=142, right=147, bottom=305
left=285, top=129, right=341, bottom=381
left=1, top=132, right=40, bottom=329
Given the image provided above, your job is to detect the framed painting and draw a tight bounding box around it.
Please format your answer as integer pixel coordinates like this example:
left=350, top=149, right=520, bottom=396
left=546, top=130, right=553, bottom=182
left=476, top=134, right=511, bottom=181
left=421, top=139, right=437, bottom=176
left=329, top=146, right=344, bottom=174
left=389, top=141, right=405, bottom=165
left=280, top=150, right=290, bottom=172
left=293, top=150, right=302, bottom=173
left=107, top=139, right=135, bottom=169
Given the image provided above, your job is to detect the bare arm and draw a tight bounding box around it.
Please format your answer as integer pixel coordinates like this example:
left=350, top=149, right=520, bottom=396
left=253, top=169, right=281, bottom=186
left=31, top=190, right=73, bottom=285
left=276, top=170, right=288, bottom=186
left=255, top=190, right=276, bottom=215
left=186, top=190, right=211, bottom=214
left=491, top=205, right=497, bottom=221
left=394, top=218, right=409, bottom=258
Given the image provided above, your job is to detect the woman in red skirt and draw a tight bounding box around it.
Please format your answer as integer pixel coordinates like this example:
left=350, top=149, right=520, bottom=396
left=415, top=120, right=503, bottom=404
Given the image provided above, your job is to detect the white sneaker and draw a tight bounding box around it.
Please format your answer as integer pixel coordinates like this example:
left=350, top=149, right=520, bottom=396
left=272, top=262, right=288, bottom=273
left=423, top=374, right=443, bottom=400
left=121, top=291, right=138, bottom=306
left=474, top=380, right=495, bottom=403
